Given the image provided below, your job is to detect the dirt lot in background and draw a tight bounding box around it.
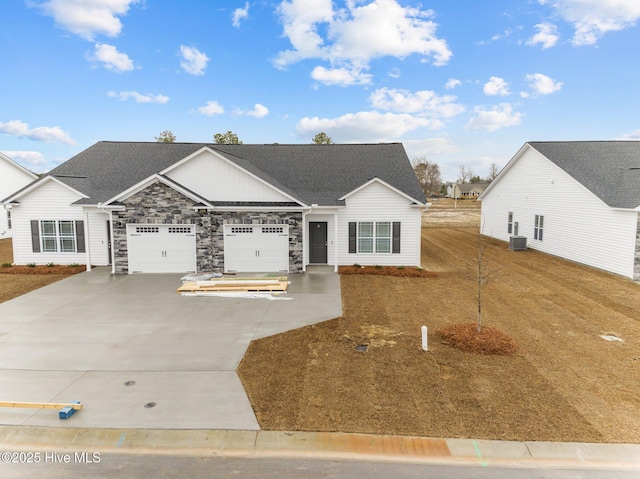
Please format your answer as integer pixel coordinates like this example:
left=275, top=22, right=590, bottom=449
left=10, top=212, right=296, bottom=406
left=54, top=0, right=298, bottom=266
left=239, top=201, right=640, bottom=443
left=0, top=239, right=84, bottom=304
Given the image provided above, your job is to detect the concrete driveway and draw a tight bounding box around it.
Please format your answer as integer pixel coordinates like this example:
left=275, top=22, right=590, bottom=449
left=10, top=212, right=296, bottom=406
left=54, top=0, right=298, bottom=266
left=0, top=267, right=342, bottom=430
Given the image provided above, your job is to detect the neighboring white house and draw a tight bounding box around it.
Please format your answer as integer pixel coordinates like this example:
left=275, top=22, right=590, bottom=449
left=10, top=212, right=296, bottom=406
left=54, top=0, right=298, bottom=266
left=0, top=152, right=38, bottom=239
left=2, top=142, right=427, bottom=274
left=479, top=141, right=640, bottom=281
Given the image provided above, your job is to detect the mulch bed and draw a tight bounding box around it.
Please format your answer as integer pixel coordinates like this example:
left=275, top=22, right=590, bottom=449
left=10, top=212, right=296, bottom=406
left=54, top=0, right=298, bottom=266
left=0, top=264, right=86, bottom=275
left=436, top=322, right=518, bottom=355
left=338, top=265, right=437, bottom=278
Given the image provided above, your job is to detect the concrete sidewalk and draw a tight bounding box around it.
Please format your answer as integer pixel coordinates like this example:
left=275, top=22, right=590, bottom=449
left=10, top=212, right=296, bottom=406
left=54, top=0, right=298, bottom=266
left=0, top=426, right=638, bottom=471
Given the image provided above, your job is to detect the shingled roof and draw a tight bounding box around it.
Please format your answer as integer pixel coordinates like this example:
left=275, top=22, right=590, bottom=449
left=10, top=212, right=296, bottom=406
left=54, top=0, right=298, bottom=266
left=528, top=141, right=640, bottom=209
left=31, top=141, right=425, bottom=207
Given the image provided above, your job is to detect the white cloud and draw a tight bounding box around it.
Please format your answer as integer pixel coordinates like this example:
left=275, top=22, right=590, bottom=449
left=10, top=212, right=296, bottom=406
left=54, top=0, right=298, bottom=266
left=465, top=104, right=523, bottom=132
left=618, top=129, right=640, bottom=140
left=275, top=0, right=451, bottom=83
left=88, top=43, right=134, bottom=72
left=445, top=78, right=461, bottom=89
left=1, top=150, right=49, bottom=171
left=369, top=88, right=464, bottom=118
left=525, top=73, right=563, bottom=95
left=179, top=46, right=210, bottom=75
left=232, top=2, right=250, bottom=27
left=107, top=91, right=169, bottom=103
left=527, top=23, right=560, bottom=49
left=0, top=120, right=76, bottom=145
left=33, top=0, right=139, bottom=41
left=245, top=104, right=270, bottom=118
left=196, top=101, right=225, bottom=116
left=311, top=66, right=372, bottom=86
left=542, top=0, right=640, bottom=45
left=297, top=111, right=436, bottom=142
left=403, top=137, right=461, bottom=158
left=483, top=77, right=511, bottom=96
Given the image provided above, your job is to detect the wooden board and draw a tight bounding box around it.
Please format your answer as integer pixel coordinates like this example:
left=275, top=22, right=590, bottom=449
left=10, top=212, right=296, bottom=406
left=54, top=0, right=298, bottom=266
left=178, top=278, right=288, bottom=293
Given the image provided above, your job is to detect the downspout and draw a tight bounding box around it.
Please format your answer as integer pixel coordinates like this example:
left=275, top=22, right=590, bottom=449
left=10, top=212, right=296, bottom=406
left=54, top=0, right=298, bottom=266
left=108, top=210, right=115, bottom=275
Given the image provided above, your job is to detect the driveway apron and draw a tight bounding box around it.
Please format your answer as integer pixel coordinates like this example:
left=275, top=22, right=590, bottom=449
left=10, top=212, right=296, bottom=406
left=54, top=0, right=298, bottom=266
left=0, top=267, right=342, bottom=430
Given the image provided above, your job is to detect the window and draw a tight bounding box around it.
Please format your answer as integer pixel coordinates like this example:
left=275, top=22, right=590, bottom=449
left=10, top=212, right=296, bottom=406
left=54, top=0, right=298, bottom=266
left=349, top=221, right=397, bottom=254
left=507, top=212, right=513, bottom=234
left=357, top=222, right=374, bottom=253
left=7, top=209, right=11, bottom=230
left=534, top=215, right=544, bottom=241
left=375, top=222, right=391, bottom=253
left=40, top=220, right=76, bottom=252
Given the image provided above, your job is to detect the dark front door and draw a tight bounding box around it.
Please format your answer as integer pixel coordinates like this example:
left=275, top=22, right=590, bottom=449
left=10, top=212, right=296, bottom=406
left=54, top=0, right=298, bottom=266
left=309, top=222, right=328, bottom=263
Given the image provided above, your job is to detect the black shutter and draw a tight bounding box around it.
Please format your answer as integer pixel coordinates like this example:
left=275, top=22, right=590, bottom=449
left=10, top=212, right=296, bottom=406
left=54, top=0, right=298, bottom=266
left=348, top=222, right=356, bottom=253
left=31, top=220, right=40, bottom=253
left=392, top=222, right=401, bottom=254
left=75, top=220, right=86, bottom=253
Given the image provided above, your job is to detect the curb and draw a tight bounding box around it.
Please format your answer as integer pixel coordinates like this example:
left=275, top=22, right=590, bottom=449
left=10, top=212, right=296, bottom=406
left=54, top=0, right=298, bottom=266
left=1, top=426, right=639, bottom=470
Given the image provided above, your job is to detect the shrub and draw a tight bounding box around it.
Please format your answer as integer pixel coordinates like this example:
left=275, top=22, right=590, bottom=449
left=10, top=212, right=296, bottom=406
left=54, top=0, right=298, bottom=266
left=69, top=263, right=79, bottom=267
left=1, top=262, right=12, bottom=268
left=26, top=263, right=36, bottom=268
left=46, top=262, right=55, bottom=268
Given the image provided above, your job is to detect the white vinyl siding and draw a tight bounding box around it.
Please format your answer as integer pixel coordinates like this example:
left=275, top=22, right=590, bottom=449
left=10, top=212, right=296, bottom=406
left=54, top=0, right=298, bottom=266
left=165, top=149, right=292, bottom=203
left=10, top=180, right=88, bottom=265
left=85, top=208, right=111, bottom=266
left=338, top=180, right=422, bottom=267
left=0, top=158, right=37, bottom=238
left=481, top=145, right=638, bottom=279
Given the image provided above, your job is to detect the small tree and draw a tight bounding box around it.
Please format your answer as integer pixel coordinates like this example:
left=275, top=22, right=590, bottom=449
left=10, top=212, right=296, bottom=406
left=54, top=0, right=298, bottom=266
left=214, top=131, right=242, bottom=144
left=475, top=220, right=501, bottom=332
left=155, top=130, right=176, bottom=143
left=312, top=132, right=332, bottom=144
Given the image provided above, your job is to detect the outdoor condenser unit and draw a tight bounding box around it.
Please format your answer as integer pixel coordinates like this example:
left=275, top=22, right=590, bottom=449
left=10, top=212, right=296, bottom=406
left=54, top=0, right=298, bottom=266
left=509, top=236, right=527, bottom=251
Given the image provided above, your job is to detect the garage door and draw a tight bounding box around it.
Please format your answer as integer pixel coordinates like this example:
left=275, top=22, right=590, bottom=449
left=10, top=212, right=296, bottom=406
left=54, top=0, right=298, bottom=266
left=127, top=224, right=196, bottom=273
left=224, top=225, right=289, bottom=273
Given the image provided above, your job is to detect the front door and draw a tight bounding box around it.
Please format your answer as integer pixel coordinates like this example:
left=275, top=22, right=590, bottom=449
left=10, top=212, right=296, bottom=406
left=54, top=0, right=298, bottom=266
left=309, top=222, right=327, bottom=263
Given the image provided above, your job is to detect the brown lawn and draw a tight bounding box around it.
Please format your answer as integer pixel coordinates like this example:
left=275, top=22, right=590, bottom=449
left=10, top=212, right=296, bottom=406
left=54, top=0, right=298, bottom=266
left=238, top=204, right=640, bottom=443
left=0, top=239, right=85, bottom=303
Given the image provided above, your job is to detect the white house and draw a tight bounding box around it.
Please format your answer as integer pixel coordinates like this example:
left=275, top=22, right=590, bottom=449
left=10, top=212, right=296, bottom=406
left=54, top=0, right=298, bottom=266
left=479, top=141, right=640, bottom=281
left=2, top=142, right=427, bottom=274
left=0, top=152, right=38, bottom=239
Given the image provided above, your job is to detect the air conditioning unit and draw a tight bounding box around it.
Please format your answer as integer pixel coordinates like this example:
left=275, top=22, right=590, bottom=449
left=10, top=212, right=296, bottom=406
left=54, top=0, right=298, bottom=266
left=509, top=236, right=527, bottom=251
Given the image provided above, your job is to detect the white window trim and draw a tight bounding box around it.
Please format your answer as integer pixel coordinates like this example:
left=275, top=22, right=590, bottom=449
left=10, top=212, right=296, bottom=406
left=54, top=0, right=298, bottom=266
left=40, top=220, right=77, bottom=253
left=357, top=221, right=392, bottom=254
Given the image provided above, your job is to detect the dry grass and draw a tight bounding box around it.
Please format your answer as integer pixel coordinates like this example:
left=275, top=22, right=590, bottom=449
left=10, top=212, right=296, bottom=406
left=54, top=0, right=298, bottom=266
left=238, top=206, right=640, bottom=443
left=0, top=238, right=85, bottom=303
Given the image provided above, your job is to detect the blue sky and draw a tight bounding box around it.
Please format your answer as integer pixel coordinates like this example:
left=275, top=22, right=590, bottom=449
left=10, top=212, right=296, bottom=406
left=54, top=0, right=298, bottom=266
left=2, top=0, right=640, bottom=181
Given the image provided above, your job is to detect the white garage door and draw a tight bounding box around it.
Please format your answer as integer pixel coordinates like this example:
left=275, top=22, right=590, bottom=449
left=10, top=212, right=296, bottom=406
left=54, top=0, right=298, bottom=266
left=127, top=224, right=196, bottom=273
left=224, top=225, right=289, bottom=273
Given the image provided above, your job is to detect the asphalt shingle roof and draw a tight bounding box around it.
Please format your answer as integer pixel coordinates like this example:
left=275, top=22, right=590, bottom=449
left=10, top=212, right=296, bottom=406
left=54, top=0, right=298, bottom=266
left=528, top=141, right=640, bottom=209
left=40, top=141, right=425, bottom=206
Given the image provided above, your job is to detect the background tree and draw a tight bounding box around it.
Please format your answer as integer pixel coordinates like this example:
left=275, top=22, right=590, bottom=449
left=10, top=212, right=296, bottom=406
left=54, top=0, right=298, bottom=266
left=458, top=165, right=474, bottom=184
left=487, top=162, right=500, bottom=182
left=312, top=132, right=333, bottom=144
left=155, top=130, right=176, bottom=143
left=214, top=131, right=242, bottom=144
left=469, top=175, right=483, bottom=183
left=412, top=158, right=442, bottom=197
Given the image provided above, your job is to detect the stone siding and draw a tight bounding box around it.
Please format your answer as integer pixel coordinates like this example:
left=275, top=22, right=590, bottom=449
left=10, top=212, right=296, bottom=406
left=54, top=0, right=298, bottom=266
left=112, top=181, right=302, bottom=274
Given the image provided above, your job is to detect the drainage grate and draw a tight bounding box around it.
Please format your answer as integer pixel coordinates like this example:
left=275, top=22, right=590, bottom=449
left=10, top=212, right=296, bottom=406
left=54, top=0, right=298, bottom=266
left=144, top=402, right=156, bottom=408
left=356, top=344, right=368, bottom=352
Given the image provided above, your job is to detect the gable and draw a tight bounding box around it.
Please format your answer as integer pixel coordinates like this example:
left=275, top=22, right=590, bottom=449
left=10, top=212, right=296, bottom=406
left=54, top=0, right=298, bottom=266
left=163, top=148, right=298, bottom=203
left=0, top=154, right=38, bottom=201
